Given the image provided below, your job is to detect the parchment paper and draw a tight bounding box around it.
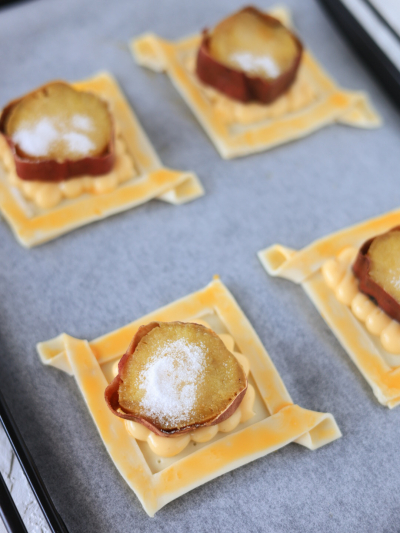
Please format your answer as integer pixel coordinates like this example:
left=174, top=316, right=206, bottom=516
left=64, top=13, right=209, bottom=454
left=0, top=0, right=399, bottom=531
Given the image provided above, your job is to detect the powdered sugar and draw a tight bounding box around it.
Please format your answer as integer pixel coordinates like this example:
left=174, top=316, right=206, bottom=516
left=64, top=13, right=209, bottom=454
left=12, top=117, right=58, bottom=157
left=11, top=115, right=95, bottom=158
left=389, top=268, right=400, bottom=291
left=230, top=51, right=280, bottom=78
left=63, top=131, right=95, bottom=154
left=138, top=338, right=206, bottom=427
left=71, top=114, right=93, bottom=131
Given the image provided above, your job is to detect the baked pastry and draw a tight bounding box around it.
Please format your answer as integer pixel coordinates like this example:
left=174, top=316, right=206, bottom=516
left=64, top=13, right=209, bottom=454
left=259, top=211, right=400, bottom=408
left=0, top=72, right=203, bottom=247
left=132, top=6, right=380, bottom=159
left=37, top=277, right=341, bottom=516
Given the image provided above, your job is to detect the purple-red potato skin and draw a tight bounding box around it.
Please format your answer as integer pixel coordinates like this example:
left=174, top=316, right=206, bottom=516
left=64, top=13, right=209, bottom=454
left=104, top=322, right=248, bottom=437
left=0, top=82, right=115, bottom=182
left=195, top=7, right=303, bottom=104
left=353, top=226, right=400, bottom=323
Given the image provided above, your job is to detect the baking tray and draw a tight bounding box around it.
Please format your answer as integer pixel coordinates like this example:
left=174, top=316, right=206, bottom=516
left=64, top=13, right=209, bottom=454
left=0, top=389, right=68, bottom=533
left=318, top=0, right=400, bottom=109
left=0, top=472, right=27, bottom=533
left=1, top=0, right=400, bottom=531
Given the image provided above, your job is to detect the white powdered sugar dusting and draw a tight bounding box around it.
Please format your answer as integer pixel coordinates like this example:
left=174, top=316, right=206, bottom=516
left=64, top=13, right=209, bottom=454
left=139, top=338, right=206, bottom=426
left=230, top=51, right=280, bottom=78
left=12, top=117, right=58, bottom=157
left=71, top=114, right=93, bottom=131
left=63, top=131, right=95, bottom=154
left=11, top=114, right=95, bottom=157
left=389, top=268, right=400, bottom=291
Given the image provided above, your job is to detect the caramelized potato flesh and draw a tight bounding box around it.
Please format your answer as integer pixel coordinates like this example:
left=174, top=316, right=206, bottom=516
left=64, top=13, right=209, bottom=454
left=118, top=322, right=247, bottom=433
left=368, top=230, right=400, bottom=305
left=209, top=10, right=299, bottom=80
left=5, top=82, right=112, bottom=162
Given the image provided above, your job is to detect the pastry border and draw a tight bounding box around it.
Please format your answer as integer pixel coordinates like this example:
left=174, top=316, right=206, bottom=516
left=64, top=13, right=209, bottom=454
left=0, top=72, right=204, bottom=247
left=37, top=277, right=341, bottom=516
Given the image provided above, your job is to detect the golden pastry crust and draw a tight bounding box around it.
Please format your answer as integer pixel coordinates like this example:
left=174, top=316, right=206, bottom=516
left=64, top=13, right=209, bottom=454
left=0, top=72, right=204, bottom=247
left=259, top=208, right=400, bottom=408
left=131, top=7, right=380, bottom=159
left=37, top=277, right=341, bottom=516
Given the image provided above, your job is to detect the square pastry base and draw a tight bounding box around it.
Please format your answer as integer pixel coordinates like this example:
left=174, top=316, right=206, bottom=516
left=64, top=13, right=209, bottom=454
left=131, top=7, right=380, bottom=159
left=258, top=208, right=400, bottom=408
left=0, top=72, right=204, bottom=247
left=37, top=277, right=340, bottom=516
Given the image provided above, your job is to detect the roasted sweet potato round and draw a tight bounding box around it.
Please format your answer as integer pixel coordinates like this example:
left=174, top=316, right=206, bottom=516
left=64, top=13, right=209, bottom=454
left=0, top=81, right=115, bottom=181
left=105, top=321, right=248, bottom=436
left=353, top=226, right=400, bottom=323
left=196, top=6, right=303, bottom=104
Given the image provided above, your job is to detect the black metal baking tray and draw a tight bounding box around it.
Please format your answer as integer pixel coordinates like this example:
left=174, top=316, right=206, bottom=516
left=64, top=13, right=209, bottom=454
left=0, top=470, right=27, bottom=533
left=318, top=0, right=400, bottom=109
left=0, top=389, right=68, bottom=533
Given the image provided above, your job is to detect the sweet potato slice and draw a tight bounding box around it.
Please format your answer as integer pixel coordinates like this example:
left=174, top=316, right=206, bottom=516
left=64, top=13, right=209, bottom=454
left=105, top=321, right=247, bottom=436
left=353, top=226, right=400, bottom=322
left=0, top=81, right=115, bottom=181
left=196, top=6, right=303, bottom=104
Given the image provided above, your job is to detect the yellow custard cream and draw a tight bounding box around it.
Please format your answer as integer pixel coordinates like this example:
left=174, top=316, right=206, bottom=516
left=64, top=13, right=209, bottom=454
left=0, top=128, right=136, bottom=210
left=185, top=55, right=317, bottom=125
left=111, top=326, right=255, bottom=457
left=322, top=247, right=400, bottom=356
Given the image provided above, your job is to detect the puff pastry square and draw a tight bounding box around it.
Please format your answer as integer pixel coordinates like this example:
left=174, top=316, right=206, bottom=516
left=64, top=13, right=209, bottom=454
left=131, top=7, right=380, bottom=159
left=37, top=277, right=340, bottom=516
left=0, top=72, right=204, bottom=247
left=259, top=208, right=400, bottom=408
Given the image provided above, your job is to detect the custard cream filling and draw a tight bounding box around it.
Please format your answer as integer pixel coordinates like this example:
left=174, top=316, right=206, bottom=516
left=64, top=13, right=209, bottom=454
left=185, top=54, right=317, bottom=125
left=0, top=124, right=136, bottom=210
left=322, top=247, right=400, bottom=355
left=111, top=324, right=255, bottom=458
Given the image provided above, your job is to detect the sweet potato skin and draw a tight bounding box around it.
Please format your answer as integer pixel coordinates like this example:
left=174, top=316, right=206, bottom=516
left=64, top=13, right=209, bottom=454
left=104, top=321, right=247, bottom=437
left=352, top=226, right=400, bottom=323
left=0, top=82, right=115, bottom=182
left=195, top=7, right=303, bottom=104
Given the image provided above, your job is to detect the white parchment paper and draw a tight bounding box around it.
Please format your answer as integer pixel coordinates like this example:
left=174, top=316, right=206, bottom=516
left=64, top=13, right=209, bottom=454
left=0, top=0, right=400, bottom=531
